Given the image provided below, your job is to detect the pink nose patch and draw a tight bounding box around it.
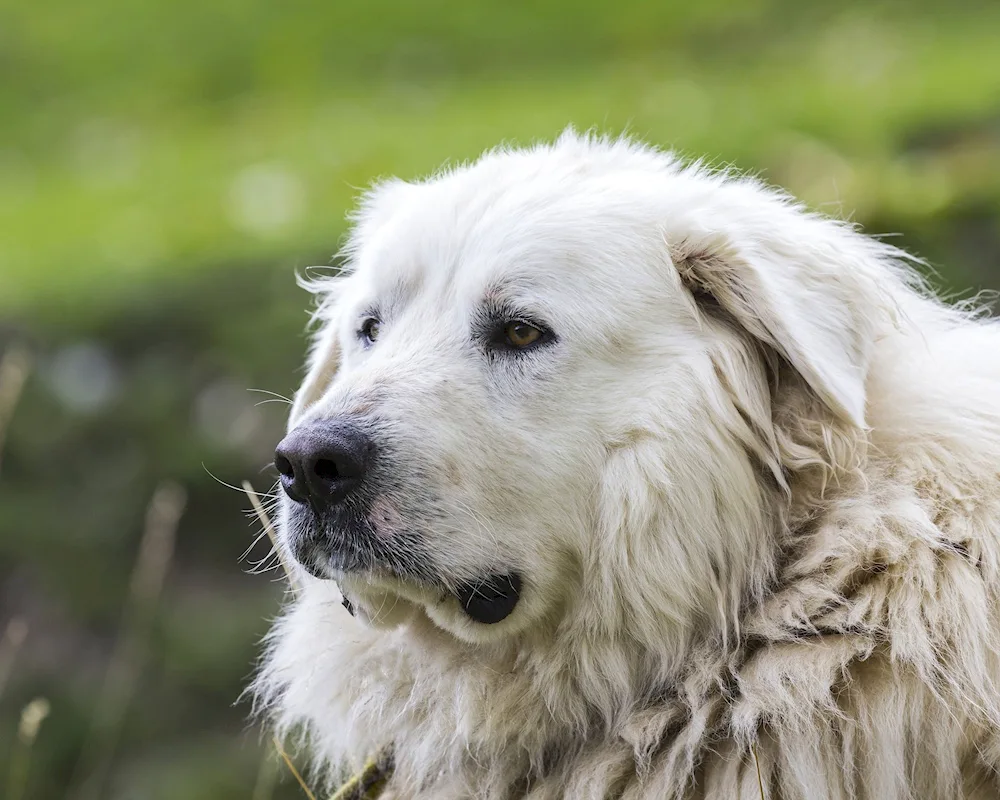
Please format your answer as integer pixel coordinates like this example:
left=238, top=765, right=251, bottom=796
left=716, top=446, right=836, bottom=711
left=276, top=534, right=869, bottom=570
left=369, top=496, right=404, bottom=539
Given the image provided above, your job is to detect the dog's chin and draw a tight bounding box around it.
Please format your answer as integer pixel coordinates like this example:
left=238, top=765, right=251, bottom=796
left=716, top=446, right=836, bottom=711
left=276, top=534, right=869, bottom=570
left=332, top=569, right=433, bottom=627
left=337, top=579, right=423, bottom=629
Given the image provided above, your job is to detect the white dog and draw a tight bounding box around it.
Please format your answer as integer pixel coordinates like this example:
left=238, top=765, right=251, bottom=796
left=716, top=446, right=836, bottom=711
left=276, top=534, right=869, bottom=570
left=254, top=131, right=1000, bottom=799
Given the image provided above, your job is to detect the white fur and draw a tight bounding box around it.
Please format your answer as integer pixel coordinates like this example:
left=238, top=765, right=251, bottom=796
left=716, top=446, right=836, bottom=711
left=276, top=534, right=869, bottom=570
left=254, top=132, right=1000, bottom=799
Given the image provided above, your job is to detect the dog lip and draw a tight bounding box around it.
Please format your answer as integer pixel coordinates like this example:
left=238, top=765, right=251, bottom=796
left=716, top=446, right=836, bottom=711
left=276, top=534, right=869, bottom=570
left=456, top=572, right=522, bottom=624
left=295, top=549, right=334, bottom=580
left=288, top=533, right=366, bottom=579
left=289, top=528, right=439, bottom=592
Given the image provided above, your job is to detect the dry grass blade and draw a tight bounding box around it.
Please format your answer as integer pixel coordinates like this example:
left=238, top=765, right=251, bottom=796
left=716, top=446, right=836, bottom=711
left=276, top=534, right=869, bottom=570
left=274, top=737, right=318, bottom=800
left=6, top=697, right=51, bottom=800
left=247, top=481, right=307, bottom=797
left=0, top=343, right=32, bottom=477
left=0, top=617, right=28, bottom=701
left=753, top=740, right=766, bottom=800
left=243, top=479, right=299, bottom=595
left=69, top=481, right=187, bottom=800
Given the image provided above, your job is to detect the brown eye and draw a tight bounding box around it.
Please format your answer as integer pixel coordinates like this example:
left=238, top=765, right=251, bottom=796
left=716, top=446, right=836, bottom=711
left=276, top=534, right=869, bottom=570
left=361, top=318, right=381, bottom=344
left=504, top=321, right=543, bottom=348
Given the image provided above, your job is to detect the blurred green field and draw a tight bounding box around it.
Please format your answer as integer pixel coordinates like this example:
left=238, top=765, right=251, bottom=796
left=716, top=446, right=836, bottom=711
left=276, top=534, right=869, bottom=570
left=1, top=1, right=999, bottom=798
left=4, top=0, right=1000, bottom=315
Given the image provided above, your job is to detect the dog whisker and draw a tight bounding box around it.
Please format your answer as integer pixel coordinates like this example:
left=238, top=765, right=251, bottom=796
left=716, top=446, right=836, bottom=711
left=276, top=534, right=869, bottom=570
left=247, top=388, right=293, bottom=404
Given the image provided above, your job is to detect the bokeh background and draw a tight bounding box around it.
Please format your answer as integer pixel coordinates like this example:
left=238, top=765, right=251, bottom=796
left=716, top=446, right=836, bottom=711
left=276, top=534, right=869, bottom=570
left=1, top=1, right=999, bottom=798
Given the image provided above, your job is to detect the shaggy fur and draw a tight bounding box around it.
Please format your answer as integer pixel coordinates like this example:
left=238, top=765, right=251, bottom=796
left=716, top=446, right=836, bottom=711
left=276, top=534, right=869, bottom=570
left=254, top=132, right=1000, bottom=799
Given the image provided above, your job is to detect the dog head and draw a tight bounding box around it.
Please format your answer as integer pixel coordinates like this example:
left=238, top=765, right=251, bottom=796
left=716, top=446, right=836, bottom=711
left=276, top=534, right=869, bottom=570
left=274, top=132, right=898, bottom=650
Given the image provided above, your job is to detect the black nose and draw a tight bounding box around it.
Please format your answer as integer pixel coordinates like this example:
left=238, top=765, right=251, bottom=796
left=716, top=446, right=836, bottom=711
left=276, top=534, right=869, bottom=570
left=274, top=422, right=374, bottom=508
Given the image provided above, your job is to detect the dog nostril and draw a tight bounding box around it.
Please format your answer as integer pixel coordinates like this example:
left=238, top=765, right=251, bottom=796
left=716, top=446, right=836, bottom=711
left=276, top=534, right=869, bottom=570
left=313, top=458, right=341, bottom=482
left=275, top=454, right=295, bottom=479
left=274, top=422, right=373, bottom=507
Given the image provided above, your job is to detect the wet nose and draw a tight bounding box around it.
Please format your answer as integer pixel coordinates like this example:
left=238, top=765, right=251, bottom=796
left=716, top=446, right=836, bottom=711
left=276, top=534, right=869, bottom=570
left=274, top=421, right=374, bottom=509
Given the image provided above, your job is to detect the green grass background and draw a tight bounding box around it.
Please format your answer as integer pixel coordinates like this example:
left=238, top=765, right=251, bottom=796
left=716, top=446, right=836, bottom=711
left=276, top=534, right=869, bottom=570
left=0, top=1, right=998, bottom=798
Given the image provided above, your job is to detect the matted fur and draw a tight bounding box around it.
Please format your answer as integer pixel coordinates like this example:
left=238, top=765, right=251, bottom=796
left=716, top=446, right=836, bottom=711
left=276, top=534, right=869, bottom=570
left=253, top=132, right=1000, bottom=799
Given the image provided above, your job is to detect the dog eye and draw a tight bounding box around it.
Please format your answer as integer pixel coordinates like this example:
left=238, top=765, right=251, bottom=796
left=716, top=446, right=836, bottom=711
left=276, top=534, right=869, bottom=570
left=360, top=318, right=381, bottom=345
left=504, top=321, right=543, bottom=349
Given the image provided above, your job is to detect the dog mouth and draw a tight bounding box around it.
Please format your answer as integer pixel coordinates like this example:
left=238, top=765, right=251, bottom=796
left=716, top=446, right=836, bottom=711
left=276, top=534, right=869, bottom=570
left=317, top=556, right=523, bottom=626
left=287, top=511, right=523, bottom=625
left=338, top=572, right=522, bottom=625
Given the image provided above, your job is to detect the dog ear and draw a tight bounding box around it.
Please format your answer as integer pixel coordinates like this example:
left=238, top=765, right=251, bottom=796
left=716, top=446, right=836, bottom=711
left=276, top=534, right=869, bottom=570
left=670, top=223, right=887, bottom=429
left=289, top=297, right=342, bottom=427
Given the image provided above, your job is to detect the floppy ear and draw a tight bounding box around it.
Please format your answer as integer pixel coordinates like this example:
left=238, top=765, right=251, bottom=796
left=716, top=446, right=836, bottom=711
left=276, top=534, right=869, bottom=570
left=289, top=291, right=343, bottom=427
left=670, top=223, right=886, bottom=429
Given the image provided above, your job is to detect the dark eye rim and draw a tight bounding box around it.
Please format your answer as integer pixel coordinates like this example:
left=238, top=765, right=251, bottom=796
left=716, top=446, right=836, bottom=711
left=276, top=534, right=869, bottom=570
left=489, top=318, right=556, bottom=353
left=358, top=317, right=381, bottom=345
